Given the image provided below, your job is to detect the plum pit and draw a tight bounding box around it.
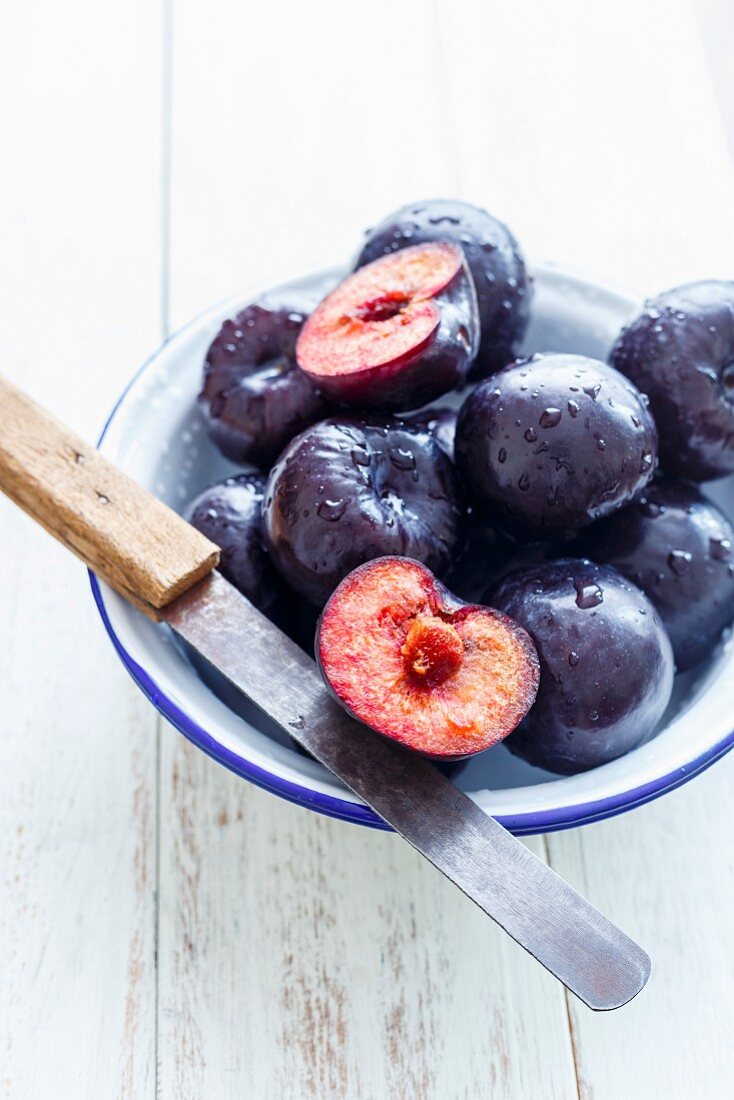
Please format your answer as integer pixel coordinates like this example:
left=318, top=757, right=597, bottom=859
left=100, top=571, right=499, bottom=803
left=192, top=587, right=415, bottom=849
left=401, top=616, right=464, bottom=686
left=351, top=292, right=411, bottom=325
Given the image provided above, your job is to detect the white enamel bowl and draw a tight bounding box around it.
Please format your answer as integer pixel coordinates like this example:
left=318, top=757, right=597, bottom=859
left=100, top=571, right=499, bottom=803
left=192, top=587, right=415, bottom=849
left=90, top=263, right=734, bottom=834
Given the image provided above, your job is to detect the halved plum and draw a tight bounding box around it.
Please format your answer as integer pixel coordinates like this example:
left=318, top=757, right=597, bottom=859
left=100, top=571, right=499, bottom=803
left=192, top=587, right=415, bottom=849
left=296, top=242, right=479, bottom=410
left=317, top=557, right=540, bottom=760
left=354, top=199, right=532, bottom=379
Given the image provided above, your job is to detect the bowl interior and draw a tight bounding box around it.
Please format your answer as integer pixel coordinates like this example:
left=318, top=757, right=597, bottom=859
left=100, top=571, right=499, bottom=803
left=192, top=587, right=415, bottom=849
left=94, top=263, right=734, bottom=832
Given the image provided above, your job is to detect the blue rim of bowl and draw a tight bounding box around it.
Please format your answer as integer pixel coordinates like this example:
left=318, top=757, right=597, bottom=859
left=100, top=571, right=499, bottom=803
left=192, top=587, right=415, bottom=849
left=89, top=270, right=734, bottom=835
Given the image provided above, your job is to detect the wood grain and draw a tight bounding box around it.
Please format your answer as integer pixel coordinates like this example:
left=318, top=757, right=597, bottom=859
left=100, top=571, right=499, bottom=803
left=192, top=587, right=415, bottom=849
left=3, top=0, right=734, bottom=1096
left=546, top=759, right=734, bottom=1099
left=431, top=0, right=734, bottom=293
left=0, top=377, right=219, bottom=617
left=157, top=737, right=577, bottom=1100
left=0, top=502, right=158, bottom=1099
left=0, top=0, right=162, bottom=1094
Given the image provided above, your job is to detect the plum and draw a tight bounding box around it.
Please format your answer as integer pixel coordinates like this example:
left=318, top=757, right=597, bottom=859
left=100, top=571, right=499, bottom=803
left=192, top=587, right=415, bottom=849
left=443, top=506, right=556, bottom=604
left=185, top=474, right=291, bottom=627
left=577, top=477, right=734, bottom=670
left=610, top=281, right=734, bottom=480
left=444, top=506, right=513, bottom=602
left=262, top=416, right=463, bottom=606
left=490, top=559, right=675, bottom=774
left=317, top=557, right=539, bottom=759
left=403, top=405, right=457, bottom=461
left=354, top=199, right=531, bottom=379
left=296, top=242, right=479, bottom=410
left=199, top=271, right=335, bottom=468
left=455, top=353, right=658, bottom=538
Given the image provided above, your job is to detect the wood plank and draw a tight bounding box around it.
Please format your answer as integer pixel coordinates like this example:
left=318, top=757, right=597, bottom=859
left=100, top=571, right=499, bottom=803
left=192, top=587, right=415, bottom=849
left=694, top=0, right=734, bottom=157
left=547, top=764, right=734, bottom=1100
left=431, top=1, right=734, bottom=1095
left=167, top=0, right=462, bottom=331
left=433, top=0, right=734, bottom=292
left=0, top=0, right=163, bottom=1094
left=158, top=739, right=577, bottom=1100
left=161, top=0, right=576, bottom=1094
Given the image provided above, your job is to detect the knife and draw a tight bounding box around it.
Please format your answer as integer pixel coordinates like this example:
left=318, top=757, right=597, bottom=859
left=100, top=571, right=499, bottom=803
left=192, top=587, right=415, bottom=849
left=0, top=374, right=650, bottom=1010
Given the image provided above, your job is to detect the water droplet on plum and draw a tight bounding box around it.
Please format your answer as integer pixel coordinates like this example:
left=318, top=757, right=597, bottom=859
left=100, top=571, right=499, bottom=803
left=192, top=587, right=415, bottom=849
left=389, top=447, right=416, bottom=471
left=668, top=549, right=693, bottom=575
left=640, top=498, right=663, bottom=519
left=574, top=579, right=604, bottom=609
left=710, top=536, right=732, bottom=561
left=540, top=407, right=562, bottom=428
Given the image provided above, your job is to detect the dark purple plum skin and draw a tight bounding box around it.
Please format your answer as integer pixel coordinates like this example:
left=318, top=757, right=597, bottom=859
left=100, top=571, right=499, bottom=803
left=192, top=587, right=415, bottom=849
left=576, top=477, right=734, bottom=670
left=444, top=506, right=513, bottom=602
left=455, top=353, right=658, bottom=539
left=298, top=253, right=480, bottom=411
left=185, top=474, right=291, bottom=628
left=490, top=560, right=675, bottom=775
left=199, top=271, right=335, bottom=469
left=610, top=281, right=734, bottom=480
left=403, top=406, right=457, bottom=461
left=354, top=199, right=531, bottom=380
left=262, top=417, right=463, bottom=606
left=444, top=506, right=555, bottom=604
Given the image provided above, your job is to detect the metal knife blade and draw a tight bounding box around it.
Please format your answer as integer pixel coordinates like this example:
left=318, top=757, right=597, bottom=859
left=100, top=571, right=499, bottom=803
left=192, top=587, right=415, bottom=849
left=164, top=570, right=651, bottom=1011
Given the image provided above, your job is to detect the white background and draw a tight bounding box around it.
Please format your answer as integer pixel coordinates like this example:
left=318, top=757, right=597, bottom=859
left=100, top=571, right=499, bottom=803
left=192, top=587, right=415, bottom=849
left=2, top=1, right=734, bottom=1096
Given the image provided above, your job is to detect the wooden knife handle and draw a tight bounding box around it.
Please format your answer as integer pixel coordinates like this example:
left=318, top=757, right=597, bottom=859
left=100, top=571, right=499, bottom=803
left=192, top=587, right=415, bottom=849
left=0, top=375, right=219, bottom=618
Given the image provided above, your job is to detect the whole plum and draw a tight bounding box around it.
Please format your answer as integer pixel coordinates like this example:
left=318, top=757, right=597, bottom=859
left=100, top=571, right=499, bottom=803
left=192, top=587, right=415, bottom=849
left=199, top=271, right=334, bottom=469
left=490, top=559, right=675, bottom=774
left=455, top=353, right=658, bottom=538
left=262, top=417, right=463, bottom=606
left=577, top=477, right=734, bottom=670
left=185, top=474, right=291, bottom=627
left=610, top=281, right=734, bottom=480
left=354, top=199, right=531, bottom=379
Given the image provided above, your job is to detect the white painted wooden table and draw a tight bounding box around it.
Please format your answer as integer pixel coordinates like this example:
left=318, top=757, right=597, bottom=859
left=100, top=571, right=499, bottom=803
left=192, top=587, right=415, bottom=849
left=3, top=2, right=734, bottom=1096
